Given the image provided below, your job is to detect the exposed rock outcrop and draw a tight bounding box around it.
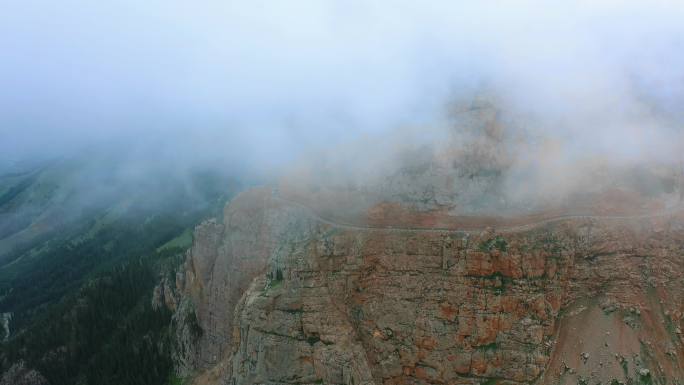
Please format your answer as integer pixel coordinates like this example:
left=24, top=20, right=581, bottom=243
left=174, top=187, right=684, bottom=384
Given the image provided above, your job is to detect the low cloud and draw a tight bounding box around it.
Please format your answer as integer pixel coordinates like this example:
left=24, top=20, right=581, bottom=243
left=1, top=1, right=683, bottom=205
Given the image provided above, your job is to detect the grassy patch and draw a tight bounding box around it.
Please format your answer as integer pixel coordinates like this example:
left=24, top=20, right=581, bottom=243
left=479, top=236, right=508, bottom=252
left=480, top=341, right=499, bottom=352
left=268, top=279, right=282, bottom=290
left=620, top=357, right=629, bottom=377
left=157, top=228, right=193, bottom=252
left=168, top=374, right=185, bottom=385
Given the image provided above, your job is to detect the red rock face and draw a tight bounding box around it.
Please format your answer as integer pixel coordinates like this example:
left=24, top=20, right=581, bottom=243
left=333, top=229, right=564, bottom=383
left=179, top=189, right=684, bottom=385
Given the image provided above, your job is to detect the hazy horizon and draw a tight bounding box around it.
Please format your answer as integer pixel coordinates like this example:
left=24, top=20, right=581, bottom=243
left=2, top=1, right=684, bottom=182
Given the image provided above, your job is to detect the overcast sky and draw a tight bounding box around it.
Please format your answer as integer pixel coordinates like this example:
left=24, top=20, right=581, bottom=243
left=2, top=1, right=684, bottom=171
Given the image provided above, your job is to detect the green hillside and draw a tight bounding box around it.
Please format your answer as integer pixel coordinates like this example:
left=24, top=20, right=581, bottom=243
left=0, top=156, right=240, bottom=385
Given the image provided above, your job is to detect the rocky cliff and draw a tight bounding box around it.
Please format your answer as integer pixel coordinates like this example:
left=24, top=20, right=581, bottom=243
left=169, top=185, right=684, bottom=385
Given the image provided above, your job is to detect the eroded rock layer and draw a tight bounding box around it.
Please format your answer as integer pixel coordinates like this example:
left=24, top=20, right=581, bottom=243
left=175, top=188, right=684, bottom=385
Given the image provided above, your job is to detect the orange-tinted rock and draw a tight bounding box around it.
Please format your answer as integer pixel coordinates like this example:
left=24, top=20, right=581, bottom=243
left=176, top=188, right=684, bottom=385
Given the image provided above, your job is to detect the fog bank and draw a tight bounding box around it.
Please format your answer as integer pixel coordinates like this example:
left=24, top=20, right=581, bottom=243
left=2, top=1, right=683, bottom=197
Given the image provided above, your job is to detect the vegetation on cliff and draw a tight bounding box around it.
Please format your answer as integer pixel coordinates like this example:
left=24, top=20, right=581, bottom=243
left=0, top=158, right=240, bottom=385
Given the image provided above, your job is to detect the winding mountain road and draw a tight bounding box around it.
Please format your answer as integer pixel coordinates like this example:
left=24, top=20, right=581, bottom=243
left=275, top=193, right=680, bottom=234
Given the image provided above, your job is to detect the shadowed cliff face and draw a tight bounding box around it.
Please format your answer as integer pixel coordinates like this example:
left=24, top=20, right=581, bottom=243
left=173, top=186, right=684, bottom=385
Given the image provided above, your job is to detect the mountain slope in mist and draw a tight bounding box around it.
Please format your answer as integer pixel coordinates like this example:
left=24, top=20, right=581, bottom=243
left=0, top=156, right=232, bottom=261
left=0, top=155, right=242, bottom=385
